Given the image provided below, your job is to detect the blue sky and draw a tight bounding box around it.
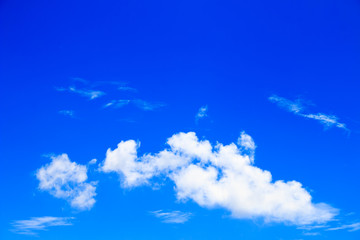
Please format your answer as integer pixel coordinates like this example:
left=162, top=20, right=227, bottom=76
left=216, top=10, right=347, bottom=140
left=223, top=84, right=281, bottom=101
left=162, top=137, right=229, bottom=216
left=1, top=0, right=360, bottom=239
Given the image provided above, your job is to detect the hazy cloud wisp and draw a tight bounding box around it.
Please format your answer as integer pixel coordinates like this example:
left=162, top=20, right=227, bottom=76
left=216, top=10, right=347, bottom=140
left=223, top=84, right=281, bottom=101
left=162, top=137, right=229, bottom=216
left=56, top=86, right=105, bottom=100
left=11, top=216, right=73, bottom=235
left=269, top=95, right=348, bottom=131
left=58, top=110, right=75, bottom=118
left=151, top=210, right=192, bottom=223
left=104, top=99, right=165, bottom=111
left=195, top=105, right=208, bottom=122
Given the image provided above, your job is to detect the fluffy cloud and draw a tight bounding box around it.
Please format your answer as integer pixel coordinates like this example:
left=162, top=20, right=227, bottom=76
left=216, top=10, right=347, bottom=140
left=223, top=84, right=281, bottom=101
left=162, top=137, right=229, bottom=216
left=269, top=94, right=348, bottom=131
left=11, top=216, right=73, bottom=235
left=151, top=210, right=192, bottom=223
left=100, top=132, right=337, bottom=225
left=36, top=154, right=97, bottom=210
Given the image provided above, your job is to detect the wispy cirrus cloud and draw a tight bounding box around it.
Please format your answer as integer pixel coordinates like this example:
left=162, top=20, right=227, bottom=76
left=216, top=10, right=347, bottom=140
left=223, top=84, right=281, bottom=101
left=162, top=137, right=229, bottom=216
left=133, top=99, right=165, bottom=111
left=268, top=95, right=305, bottom=114
left=56, top=86, right=105, bottom=100
left=104, top=99, right=165, bottom=111
left=90, top=80, right=137, bottom=92
left=151, top=210, right=192, bottom=223
left=303, top=113, right=347, bottom=130
left=36, top=154, right=97, bottom=210
left=326, top=222, right=360, bottom=232
left=117, top=86, right=137, bottom=92
left=11, top=216, right=74, bottom=235
left=104, top=100, right=131, bottom=108
left=269, top=94, right=348, bottom=131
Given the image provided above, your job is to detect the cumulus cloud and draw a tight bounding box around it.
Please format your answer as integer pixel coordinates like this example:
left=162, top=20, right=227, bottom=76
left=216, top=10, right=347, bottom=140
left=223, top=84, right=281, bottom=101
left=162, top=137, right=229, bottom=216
left=195, top=105, right=208, bottom=122
left=11, top=216, right=73, bottom=235
left=56, top=86, right=105, bottom=100
left=151, top=210, right=192, bottom=223
left=100, top=132, right=337, bottom=225
left=269, top=95, right=348, bottom=131
left=36, top=154, right=97, bottom=210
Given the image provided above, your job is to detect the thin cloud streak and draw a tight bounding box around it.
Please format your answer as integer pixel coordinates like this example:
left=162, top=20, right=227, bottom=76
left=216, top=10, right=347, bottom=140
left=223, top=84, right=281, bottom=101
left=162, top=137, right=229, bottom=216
left=326, top=222, right=360, bottom=232
left=90, top=80, right=137, bottom=92
left=151, top=210, right=192, bottom=223
left=133, top=99, right=165, bottom=111
left=11, top=216, right=74, bottom=235
left=56, top=86, right=105, bottom=100
left=104, top=99, right=165, bottom=111
left=118, top=86, right=137, bottom=92
left=104, top=100, right=131, bottom=108
left=269, top=94, right=349, bottom=131
left=58, top=110, right=75, bottom=118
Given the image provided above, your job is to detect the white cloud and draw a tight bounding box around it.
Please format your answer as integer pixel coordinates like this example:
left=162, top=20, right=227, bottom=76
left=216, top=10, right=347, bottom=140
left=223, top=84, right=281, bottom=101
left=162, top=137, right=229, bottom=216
left=133, top=99, right=165, bottom=111
left=58, top=110, right=75, bottom=118
left=104, top=100, right=131, bottom=108
left=89, top=159, right=97, bottom=165
left=36, top=154, right=97, bottom=210
left=196, top=105, right=208, bottom=121
left=118, top=86, right=137, bottom=92
left=100, top=132, right=337, bottom=225
left=327, top=222, right=360, bottom=232
left=151, top=210, right=192, bottom=223
left=237, top=131, right=256, bottom=162
left=11, top=216, right=73, bottom=235
left=269, top=95, right=348, bottom=131
left=269, top=95, right=304, bottom=114
left=104, top=99, right=165, bottom=111
left=56, top=86, right=105, bottom=100
left=301, top=113, right=348, bottom=130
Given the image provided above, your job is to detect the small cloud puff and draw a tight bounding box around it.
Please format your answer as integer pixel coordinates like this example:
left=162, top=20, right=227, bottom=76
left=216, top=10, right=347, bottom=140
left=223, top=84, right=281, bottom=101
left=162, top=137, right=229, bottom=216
left=195, top=105, right=208, bottom=122
left=89, top=159, right=97, bottom=165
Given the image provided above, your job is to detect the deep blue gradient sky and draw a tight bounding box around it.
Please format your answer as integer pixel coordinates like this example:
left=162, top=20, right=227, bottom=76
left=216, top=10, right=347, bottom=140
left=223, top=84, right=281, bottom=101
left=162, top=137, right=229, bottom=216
left=1, top=0, right=360, bottom=239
